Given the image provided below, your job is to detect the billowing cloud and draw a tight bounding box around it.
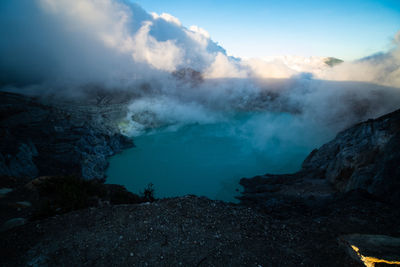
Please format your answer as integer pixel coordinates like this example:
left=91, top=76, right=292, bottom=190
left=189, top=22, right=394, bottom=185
left=205, top=53, right=248, bottom=78
left=0, top=0, right=399, bottom=139
left=189, top=25, right=211, bottom=39
left=0, top=0, right=228, bottom=86
left=130, top=21, right=183, bottom=71
left=151, top=12, right=182, bottom=26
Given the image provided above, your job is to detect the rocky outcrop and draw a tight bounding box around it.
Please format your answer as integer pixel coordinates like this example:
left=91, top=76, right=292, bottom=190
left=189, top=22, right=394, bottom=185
left=339, top=234, right=400, bottom=267
left=240, top=108, right=400, bottom=205
left=172, top=68, right=203, bottom=86
left=0, top=92, right=133, bottom=180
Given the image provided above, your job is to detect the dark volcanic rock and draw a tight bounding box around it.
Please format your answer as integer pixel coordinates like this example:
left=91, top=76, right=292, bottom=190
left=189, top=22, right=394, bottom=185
left=0, top=175, right=148, bottom=231
left=302, top=109, right=400, bottom=197
left=0, top=92, right=133, bottom=180
left=1, top=195, right=399, bottom=266
left=240, top=108, right=400, bottom=205
left=172, top=67, right=203, bottom=86
left=0, top=196, right=357, bottom=266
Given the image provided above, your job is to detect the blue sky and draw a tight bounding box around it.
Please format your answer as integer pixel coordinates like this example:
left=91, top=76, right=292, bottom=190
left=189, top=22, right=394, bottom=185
left=132, top=0, right=400, bottom=60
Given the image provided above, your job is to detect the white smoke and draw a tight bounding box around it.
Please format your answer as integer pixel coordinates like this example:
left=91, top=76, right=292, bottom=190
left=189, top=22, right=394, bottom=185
left=316, top=51, right=400, bottom=87
left=205, top=53, right=248, bottom=78
left=1, top=0, right=400, bottom=137
left=0, top=0, right=226, bottom=86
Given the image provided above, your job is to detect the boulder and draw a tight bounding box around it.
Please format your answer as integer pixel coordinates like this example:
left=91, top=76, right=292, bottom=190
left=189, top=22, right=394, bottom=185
left=0, top=188, right=13, bottom=197
left=339, top=234, right=400, bottom=267
left=1, top=218, right=27, bottom=232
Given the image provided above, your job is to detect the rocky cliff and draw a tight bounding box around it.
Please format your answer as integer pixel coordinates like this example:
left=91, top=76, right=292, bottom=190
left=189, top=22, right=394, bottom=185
left=1, top=93, right=400, bottom=266
left=0, top=92, right=133, bottom=180
left=239, top=108, right=400, bottom=205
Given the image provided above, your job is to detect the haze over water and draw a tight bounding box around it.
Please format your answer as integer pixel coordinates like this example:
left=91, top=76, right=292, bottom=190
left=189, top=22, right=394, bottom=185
left=1, top=1, right=399, bottom=200
left=107, top=112, right=333, bottom=201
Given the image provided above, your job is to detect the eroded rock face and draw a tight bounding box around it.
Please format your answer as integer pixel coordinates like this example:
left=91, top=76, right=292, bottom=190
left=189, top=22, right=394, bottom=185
left=303, top=109, right=400, bottom=202
left=0, top=92, right=133, bottom=180
left=240, top=108, right=400, bottom=204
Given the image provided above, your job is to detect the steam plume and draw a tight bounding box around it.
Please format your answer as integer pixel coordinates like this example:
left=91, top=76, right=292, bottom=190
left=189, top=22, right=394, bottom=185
left=0, top=0, right=399, bottom=137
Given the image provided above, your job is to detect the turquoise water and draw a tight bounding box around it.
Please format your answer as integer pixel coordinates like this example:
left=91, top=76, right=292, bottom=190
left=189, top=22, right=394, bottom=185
left=106, top=112, right=331, bottom=202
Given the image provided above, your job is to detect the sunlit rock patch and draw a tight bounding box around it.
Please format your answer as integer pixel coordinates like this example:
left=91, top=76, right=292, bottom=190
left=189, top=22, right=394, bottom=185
left=340, top=234, right=400, bottom=267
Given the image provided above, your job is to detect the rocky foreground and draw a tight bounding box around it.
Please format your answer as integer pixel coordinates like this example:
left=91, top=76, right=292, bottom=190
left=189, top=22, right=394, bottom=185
left=1, top=194, right=399, bottom=266
left=1, top=92, right=400, bottom=266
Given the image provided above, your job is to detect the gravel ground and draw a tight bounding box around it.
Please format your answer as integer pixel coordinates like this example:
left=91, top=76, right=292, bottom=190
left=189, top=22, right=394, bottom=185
left=3, top=193, right=398, bottom=266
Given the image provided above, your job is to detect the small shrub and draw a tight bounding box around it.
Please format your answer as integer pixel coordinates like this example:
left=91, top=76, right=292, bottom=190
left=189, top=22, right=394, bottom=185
left=142, top=183, right=155, bottom=202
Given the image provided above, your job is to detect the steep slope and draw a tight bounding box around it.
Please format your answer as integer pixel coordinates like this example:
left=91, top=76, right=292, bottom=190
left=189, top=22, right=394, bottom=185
left=240, top=108, right=400, bottom=205
left=0, top=92, right=133, bottom=179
